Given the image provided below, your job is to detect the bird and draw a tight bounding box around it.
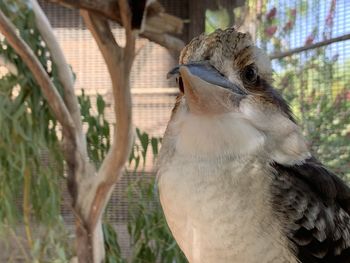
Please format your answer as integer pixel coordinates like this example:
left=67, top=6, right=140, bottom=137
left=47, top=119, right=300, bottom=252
left=157, top=28, right=350, bottom=263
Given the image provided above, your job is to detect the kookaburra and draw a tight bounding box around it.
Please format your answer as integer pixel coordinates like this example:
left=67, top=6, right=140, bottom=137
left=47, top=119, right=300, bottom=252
left=157, top=28, right=350, bottom=263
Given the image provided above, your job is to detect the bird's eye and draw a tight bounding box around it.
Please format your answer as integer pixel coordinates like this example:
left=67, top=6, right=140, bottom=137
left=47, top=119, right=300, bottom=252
left=242, top=65, right=258, bottom=85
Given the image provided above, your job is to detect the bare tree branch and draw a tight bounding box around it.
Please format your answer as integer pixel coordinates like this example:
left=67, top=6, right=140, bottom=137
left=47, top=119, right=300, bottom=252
left=48, top=0, right=124, bottom=24
left=76, top=1, right=135, bottom=261
left=119, top=0, right=135, bottom=71
left=30, top=0, right=87, bottom=156
left=46, top=0, right=184, bottom=52
left=0, top=9, right=76, bottom=145
left=270, top=33, right=350, bottom=60
left=81, top=7, right=134, bottom=230
left=140, top=31, right=185, bottom=53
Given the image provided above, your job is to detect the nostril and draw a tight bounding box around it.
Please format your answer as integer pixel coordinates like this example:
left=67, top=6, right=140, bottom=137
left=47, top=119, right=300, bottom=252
left=178, top=77, right=184, bottom=93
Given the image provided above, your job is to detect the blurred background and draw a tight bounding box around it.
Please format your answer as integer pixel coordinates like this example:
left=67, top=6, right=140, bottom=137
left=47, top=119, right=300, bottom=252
left=0, top=0, right=349, bottom=262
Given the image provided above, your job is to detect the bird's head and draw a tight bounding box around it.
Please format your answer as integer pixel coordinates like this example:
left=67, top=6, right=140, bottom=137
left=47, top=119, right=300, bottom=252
left=164, top=28, right=310, bottom=165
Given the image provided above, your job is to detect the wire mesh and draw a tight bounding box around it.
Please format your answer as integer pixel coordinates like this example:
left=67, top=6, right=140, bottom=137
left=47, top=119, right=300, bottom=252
left=16, top=0, right=349, bottom=259
left=255, top=0, right=349, bottom=179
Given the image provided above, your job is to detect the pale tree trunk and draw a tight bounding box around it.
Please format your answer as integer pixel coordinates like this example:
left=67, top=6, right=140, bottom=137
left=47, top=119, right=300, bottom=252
left=0, top=0, right=138, bottom=262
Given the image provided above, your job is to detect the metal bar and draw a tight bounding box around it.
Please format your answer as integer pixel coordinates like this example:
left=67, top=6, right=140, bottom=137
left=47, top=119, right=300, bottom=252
left=269, top=33, right=350, bottom=60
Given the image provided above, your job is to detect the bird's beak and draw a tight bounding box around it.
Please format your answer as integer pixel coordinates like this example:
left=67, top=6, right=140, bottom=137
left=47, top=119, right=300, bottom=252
left=167, top=62, right=246, bottom=115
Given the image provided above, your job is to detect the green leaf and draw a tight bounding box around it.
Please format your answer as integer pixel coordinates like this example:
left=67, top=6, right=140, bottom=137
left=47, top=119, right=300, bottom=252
left=96, top=94, right=106, bottom=115
left=136, top=128, right=149, bottom=161
left=151, top=137, right=159, bottom=157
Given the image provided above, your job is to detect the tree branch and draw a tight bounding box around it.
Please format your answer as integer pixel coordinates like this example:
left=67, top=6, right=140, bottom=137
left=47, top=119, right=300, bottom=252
left=30, top=0, right=87, bottom=156
left=78, top=3, right=135, bottom=261
left=270, top=33, right=350, bottom=60
left=119, top=0, right=135, bottom=71
left=47, top=0, right=124, bottom=24
left=140, top=31, right=185, bottom=53
left=81, top=8, right=134, bottom=229
left=0, top=9, right=76, bottom=146
left=46, top=0, right=184, bottom=52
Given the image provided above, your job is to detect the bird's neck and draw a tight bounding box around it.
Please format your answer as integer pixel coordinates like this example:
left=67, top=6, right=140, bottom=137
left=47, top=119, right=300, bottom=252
left=170, top=111, right=266, bottom=159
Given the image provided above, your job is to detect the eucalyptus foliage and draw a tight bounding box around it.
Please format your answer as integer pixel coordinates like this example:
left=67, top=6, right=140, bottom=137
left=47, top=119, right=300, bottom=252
left=0, top=0, right=64, bottom=224
left=78, top=91, right=111, bottom=168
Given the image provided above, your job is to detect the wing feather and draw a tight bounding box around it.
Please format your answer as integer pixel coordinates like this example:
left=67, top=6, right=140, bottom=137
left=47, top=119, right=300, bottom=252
left=271, top=157, right=350, bottom=262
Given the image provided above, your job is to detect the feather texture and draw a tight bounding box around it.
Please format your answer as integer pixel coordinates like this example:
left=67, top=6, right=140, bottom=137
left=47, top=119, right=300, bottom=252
left=159, top=28, right=350, bottom=263
left=272, top=158, right=350, bottom=262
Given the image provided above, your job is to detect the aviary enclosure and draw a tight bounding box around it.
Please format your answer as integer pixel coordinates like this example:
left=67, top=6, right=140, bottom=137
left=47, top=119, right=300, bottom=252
left=0, top=0, right=349, bottom=262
